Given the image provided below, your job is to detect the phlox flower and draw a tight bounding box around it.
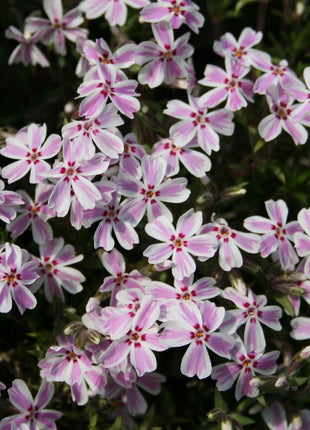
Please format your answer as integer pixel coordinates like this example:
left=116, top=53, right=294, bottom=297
left=258, top=85, right=308, bottom=145
left=146, top=274, right=220, bottom=320
left=211, top=336, right=280, bottom=401
left=262, top=401, right=310, bottom=430
left=41, top=138, right=109, bottom=216
left=213, top=27, right=271, bottom=69
left=118, top=155, right=190, bottom=225
left=30, top=237, right=85, bottom=302
left=62, top=103, right=124, bottom=160
left=97, top=288, right=149, bottom=340
left=200, top=217, right=260, bottom=271
left=82, top=190, right=139, bottom=250
left=140, top=0, right=204, bottom=33
left=0, top=243, right=38, bottom=314
left=254, top=59, right=300, bottom=95
left=164, top=92, right=234, bottom=155
left=26, top=0, right=88, bottom=56
left=290, top=317, right=310, bottom=340
left=70, top=364, right=107, bottom=406
left=152, top=136, right=211, bottom=177
left=283, top=66, right=310, bottom=121
left=99, top=248, right=149, bottom=306
left=78, top=64, right=140, bottom=119
left=161, top=300, right=234, bottom=379
left=293, top=208, right=310, bottom=275
left=100, top=295, right=166, bottom=376
left=136, top=22, right=194, bottom=88
left=39, top=334, right=92, bottom=386
left=119, top=133, right=147, bottom=178
left=7, top=183, right=55, bottom=244
left=1, top=123, right=61, bottom=184
left=5, top=25, right=49, bottom=67
left=0, top=379, right=61, bottom=430
left=0, top=180, right=24, bottom=224
left=199, top=57, right=254, bottom=111
left=80, top=0, right=148, bottom=26
left=81, top=38, right=136, bottom=79
left=144, top=209, right=217, bottom=280
left=220, top=287, right=282, bottom=352
left=244, top=199, right=302, bottom=270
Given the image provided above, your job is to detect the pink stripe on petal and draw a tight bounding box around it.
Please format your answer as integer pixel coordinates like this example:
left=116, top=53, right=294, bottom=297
left=143, top=243, right=173, bottom=264
left=130, top=345, right=157, bottom=377
left=152, top=21, right=173, bottom=51
left=255, top=351, right=280, bottom=374
left=181, top=341, right=212, bottom=379
left=244, top=319, right=266, bottom=353
left=298, top=208, right=310, bottom=236
left=207, top=333, right=234, bottom=359
left=172, top=248, right=196, bottom=280
left=258, top=115, right=282, bottom=141
left=94, top=220, right=114, bottom=250
left=8, top=379, right=33, bottom=411
left=11, top=283, right=37, bottom=314
left=145, top=216, right=175, bottom=241
left=212, top=362, right=240, bottom=391
left=279, top=238, right=299, bottom=270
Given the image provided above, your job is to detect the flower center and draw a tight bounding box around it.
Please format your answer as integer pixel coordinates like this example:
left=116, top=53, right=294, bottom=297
left=67, top=168, right=75, bottom=176
left=8, top=274, right=15, bottom=283
left=175, top=239, right=183, bottom=247
left=243, top=359, right=251, bottom=367
left=196, top=329, right=204, bottom=338
left=146, top=190, right=154, bottom=198
left=131, top=333, right=139, bottom=341
left=220, top=227, right=230, bottom=237
left=248, top=307, right=256, bottom=316
left=183, top=292, right=191, bottom=300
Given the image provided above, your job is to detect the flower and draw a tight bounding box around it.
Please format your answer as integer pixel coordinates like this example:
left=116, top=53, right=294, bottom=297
left=244, top=199, right=302, bottom=270
left=7, top=183, right=55, bottom=244
left=290, top=316, right=310, bottom=340
left=26, top=0, right=88, bottom=55
left=78, top=64, right=140, bottom=119
left=41, top=138, right=109, bottom=216
left=1, top=123, right=61, bottom=184
left=31, top=237, right=85, bottom=302
left=164, top=92, right=234, bottom=155
left=5, top=25, right=49, bottom=67
left=0, top=243, right=38, bottom=314
left=0, top=180, right=24, bottom=224
left=200, top=217, right=260, bottom=271
left=199, top=57, right=254, bottom=111
left=136, top=22, right=194, bottom=88
left=144, top=209, right=216, bottom=280
left=257, top=85, right=308, bottom=145
left=213, top=27, right=271, bottom=69
left=80, top=0, right=148, bottom=26
left=118, top=155, right=190, bottom=225
left=253, top=59, right=300, bottom=95
left=161, top=300, right=234, bottom=379
left=140, top=0, right=204, bottom=33
left=221, top=287, right=282, bottom=352
left=211, top=336, right=280, bottom=400
left=0, top=379, right=61, bottom=430
left=293, top=208, right=310, bottom=275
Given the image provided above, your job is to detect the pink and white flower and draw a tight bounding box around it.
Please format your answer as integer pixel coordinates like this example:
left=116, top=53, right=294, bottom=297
left=164, top=93, right=234, bottom=155
left=254, top=59, right=300, bottom=95
left=199, top=57, right=254, bottom=111
left=161, top=300, right=234, bottom=379
left=290, top=317, right=310, bottom=340
left=78, top=64, right=140, bottom=119
left=140, top=0, right=204, bottom=33
left=200, top=217, right=260, bottom=271
left=0, top=379, right=61, bottom=430
left=211, top=336, right=280, bottom=400
left=258, top=85, right=308, bottom=145
left=7, top=183, right=55, bottom=244
left=221, top=287, right=282, bottom=352
left=62, top=103, right=124, bottom=160
left=1, top=123, right=61, bottom=184
left=31, top=237, right=85, bottom=302
left=100, top=295, right=166, bottom=376
left=41, top=138, right=109, bottom=216
left=262, top=401, right=310, bottom=430
left=151, top=136, right=211, bottom=177
left=244, top=199, right=302, bottom=270
left=118, top=155, right=190, bottom=225
left=293, top=208, right=310, bottom=276
left=213, top=27, right=271, bottom=69
left=0, top=243, right=38, bottom=314
left=80, top=0, right=148, bottom=27
left=119, top=133, right=147, bottom=178
left=0, top=180, right=24, bottom=225
left=5, top=25, right=49, bottom=67
left=136, top=22, right=194, bottom=88
left=26, top=0, right=88, bottom=55
left=144, top=209, right=217, bottom=280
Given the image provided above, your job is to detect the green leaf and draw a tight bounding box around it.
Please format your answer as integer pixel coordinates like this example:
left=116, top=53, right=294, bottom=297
left=253, top=139, right=266, bottom=153
left=107, top=417, right=122, bottom=430
left=235, top=0, right=262, bottom=14
left=273, top=292, right=295, bottom=317
left=214, top=389, right=228, bottom=412
left=229, top=413, right=255, bottom=425
left=256, top=396, right=267, bottom=408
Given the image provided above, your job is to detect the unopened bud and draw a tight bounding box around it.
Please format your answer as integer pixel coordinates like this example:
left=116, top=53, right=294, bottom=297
left=291, top=415, right=302, bottom=429
left=64, top=321, right=83, bottom=335
left=275, top=374, right=288, bottom=388
left=228, top=272, right=247, bottom=295
left=300, top=345, right=310, bottom=359
left=87, top=329, right=101, bottom=345
left=196, top=192, right=213, bottom=205
left=221, top=419, right=232, bottom=430
left=249, top=377, right=263, bottom=387
left=222, top=184, right=247, bottom=199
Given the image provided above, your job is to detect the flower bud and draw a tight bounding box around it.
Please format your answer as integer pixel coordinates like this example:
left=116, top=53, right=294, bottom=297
left=275, top=374, right=288, bottom=388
